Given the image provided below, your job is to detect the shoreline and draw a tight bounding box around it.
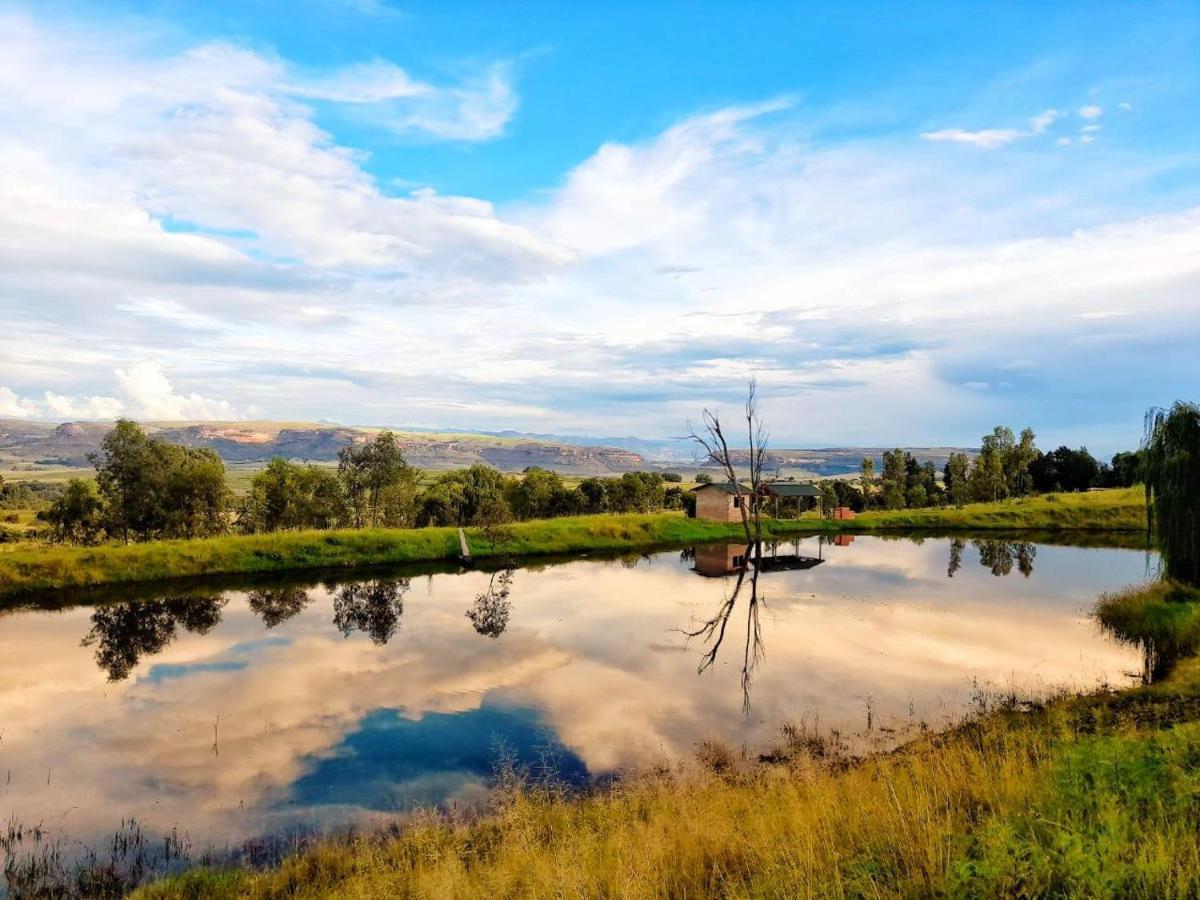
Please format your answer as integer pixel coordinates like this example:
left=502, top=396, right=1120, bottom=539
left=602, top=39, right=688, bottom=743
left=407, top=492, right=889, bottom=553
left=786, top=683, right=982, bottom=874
left=130, top=578, right=1200, bottom=899
left=0, top=489, right=1146, bottom=600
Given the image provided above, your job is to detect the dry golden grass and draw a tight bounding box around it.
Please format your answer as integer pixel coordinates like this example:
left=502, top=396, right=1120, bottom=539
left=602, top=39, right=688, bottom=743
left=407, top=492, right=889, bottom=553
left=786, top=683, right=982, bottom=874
left=138, top=646, right=1200, bottom=898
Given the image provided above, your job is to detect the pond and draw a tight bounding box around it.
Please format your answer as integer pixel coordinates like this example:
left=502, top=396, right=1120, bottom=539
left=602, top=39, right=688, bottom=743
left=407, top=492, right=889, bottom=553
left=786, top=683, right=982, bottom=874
left=0, top=534, right=1152, bottom=883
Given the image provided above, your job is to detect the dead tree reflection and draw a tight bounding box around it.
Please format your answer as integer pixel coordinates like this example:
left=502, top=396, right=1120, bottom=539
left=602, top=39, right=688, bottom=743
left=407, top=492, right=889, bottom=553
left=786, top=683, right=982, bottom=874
left=681, top=542, right=764, bottom=714
left=82, top=595, right=227, bottom=681
left=332, top=579, right=409, bottom=645
left=467, top=568, right=514, bottom=638
left=247, top=586, right=313, bottom=628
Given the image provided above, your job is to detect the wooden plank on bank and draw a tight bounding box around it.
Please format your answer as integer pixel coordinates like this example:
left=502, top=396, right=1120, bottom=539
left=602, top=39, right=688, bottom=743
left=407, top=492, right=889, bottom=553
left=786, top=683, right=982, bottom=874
left=458, top=527, right=472, bottom=563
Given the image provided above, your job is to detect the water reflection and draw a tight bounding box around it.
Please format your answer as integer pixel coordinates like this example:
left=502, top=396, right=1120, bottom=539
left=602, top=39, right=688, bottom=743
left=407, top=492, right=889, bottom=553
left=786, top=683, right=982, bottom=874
left=946, top=539, right=1038, bottom=578
left=0, top=535, right=1151, bottom=880
left=948, top=539, right=964, bottom=578
left=82, top=595, right=228, bottom=681
left=248, top=586, right=313, bottom=629
left=332, top=579, right=410, bottom=645
left=683, top=542, right=764, bottom=713
left=975, top=540, right=1037, bottom=577
left=467, top=569, right=515, bottom=638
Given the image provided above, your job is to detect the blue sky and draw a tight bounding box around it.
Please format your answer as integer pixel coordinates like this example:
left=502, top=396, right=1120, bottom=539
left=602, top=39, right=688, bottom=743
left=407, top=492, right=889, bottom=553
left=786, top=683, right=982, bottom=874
left=1, top=1, right=1198, bottom=453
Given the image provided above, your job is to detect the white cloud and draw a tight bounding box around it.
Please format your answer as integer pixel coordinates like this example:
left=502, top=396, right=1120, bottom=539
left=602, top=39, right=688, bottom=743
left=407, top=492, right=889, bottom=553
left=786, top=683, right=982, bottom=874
left=920, top=127, right=1024, bottom=149
left=1079, top=104, right=1103, bottom=119
left=1118, top=101, right=1133, bottom=111
left=1030, top=108, right=1064, bottom=133
left=922, top=107, right=1067, bottom=150
left=0, top=386, right=38, bottom=418
left=0, top=9, right=1196, bottom=446
left=42, top=391, right=124, bottom=420
left=0, top=13, right=561, bottom=275
left=289, top=60, right=518, bottom=141
left=115, top=361, right=238, bottom=420
left=2, top=362, right=238, bottom=421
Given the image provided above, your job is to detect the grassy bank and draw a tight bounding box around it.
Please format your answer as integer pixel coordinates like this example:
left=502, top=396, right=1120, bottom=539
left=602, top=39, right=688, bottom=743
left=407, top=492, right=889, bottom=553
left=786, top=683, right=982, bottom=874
left=0, top=488, right=1145, bottom=599
left=135, top=582, right=1200, bottom=899
left=850, top=486, right=1146, bottom=532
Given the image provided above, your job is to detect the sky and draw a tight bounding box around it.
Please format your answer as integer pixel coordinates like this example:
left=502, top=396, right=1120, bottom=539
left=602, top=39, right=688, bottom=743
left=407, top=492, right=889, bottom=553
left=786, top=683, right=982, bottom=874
left=0, top=1, right=1198, bottom=453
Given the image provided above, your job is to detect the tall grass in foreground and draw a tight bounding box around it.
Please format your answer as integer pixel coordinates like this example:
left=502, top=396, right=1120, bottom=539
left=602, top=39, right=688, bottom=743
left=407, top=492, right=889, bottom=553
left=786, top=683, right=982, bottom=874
left=134, top=664, right=1200, bottom=899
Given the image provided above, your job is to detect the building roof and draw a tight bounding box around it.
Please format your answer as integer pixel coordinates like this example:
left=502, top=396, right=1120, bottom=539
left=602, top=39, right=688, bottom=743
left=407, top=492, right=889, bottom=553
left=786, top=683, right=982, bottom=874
left=691, top=481, right=753, bottom=494
left=760, top=482, right=821, bottom=498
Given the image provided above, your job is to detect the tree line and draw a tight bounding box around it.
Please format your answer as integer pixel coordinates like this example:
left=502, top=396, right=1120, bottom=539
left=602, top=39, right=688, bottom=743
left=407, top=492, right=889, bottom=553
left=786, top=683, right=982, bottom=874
left=40, top=420, right=692, bottom=544
left=847, top=426, right=1146, bottom=512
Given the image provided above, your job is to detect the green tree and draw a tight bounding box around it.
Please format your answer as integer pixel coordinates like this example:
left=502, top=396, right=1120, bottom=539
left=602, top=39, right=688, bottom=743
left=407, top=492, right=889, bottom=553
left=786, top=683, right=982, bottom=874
left=819, top=482, right=837, bottom=517
left=91, top=420, right=231, bottom=541
left=859, top=457, right=875, bottom=508
left=91, top=419, right=156, bottom=543
left=831, top=479, right=865, bottom=512
left=41, top=478, right=105, bottom=544
left=577, top=477, right=609, bottom=513
left=1109, top=450, right=1145, bottom=487
left=944, top=452, right=971, bottom=506
left=880, top=449, right=907, bottom=510
left=337, top=431, right=420, bottom=528
left=608, top=472, right=666, bottom=513
left=919, top=461, right=941, bottom=506
left=1143, top=402, right=1200, bottom=585
left=240, top=459, right=347, bottom=533
left=966, top=427, right=1011, bottom=503
left=1030, top=446, right=1100, bottom=493
left=506, top=467, right=568, bottom=520
left=1008, top=427, right=1039, bottom=496
left=905, top=482, right=928, bottom=509
left=159, top=444, right=229, bottom=538
left=694, top=472, right=713, bottom=485
left=419, top=465, right=512, bottom=526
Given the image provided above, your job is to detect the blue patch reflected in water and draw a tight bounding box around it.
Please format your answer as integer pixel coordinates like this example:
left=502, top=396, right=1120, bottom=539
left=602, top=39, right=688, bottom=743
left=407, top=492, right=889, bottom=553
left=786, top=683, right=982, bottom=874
left=285, top=703, right=588, bottom=812
left=145, top=660, right=248, bottom=683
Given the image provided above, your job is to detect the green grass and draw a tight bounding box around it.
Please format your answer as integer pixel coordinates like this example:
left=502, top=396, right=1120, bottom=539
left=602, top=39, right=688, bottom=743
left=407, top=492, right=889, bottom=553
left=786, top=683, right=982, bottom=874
left=0, top=514, right=816, bottom=599
left=134, top=583, right=1200, bottom=900
left=0, top=489, right=1147, bottom=599
left=850, top=487, right=1147, bottom=532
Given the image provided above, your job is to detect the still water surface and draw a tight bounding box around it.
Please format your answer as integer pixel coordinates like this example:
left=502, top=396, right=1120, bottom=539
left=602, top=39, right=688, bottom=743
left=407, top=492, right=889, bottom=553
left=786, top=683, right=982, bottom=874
left=0, top=535, right=1150, bottom=857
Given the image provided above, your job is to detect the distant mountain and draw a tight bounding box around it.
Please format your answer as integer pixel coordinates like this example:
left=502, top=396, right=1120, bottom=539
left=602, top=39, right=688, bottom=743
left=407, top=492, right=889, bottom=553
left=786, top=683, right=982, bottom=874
left=482, top=430, right=698, bottom=463
left=0, top=420, right=647, bottom=476
left=472, top=430, right=973, bottom=476
left=0, top=419, right=974, bottom=479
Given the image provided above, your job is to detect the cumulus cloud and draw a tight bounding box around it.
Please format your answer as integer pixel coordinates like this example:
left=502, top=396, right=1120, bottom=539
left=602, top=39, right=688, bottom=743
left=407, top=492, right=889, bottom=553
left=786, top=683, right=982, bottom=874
left=0, top=13, right=562, bottom=275
left=0, top=386, right=38, bottom=418
left=0, top=8, right=1196, bottom=448
left=1079, top=104, right=1104, bottom=119
left=2, top=362, right=238, bottom=422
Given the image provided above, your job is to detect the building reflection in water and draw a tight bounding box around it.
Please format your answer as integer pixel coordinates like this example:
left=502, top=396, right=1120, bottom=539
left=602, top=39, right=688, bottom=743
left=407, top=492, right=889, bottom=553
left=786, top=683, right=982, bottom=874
left=692, top=540, right=824, bottom=578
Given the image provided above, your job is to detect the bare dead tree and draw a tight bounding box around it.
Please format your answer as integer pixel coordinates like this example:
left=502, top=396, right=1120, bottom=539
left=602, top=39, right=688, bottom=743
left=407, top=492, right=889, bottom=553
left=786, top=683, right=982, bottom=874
left=679, top=553, right=765, bottom=714
left=688, top=378, right=769, bottom=545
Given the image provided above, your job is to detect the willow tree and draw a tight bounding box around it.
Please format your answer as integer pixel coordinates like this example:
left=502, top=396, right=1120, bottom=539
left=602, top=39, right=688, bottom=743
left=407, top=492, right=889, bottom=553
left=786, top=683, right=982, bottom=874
left=1143, top=402, right=1200, bottom=585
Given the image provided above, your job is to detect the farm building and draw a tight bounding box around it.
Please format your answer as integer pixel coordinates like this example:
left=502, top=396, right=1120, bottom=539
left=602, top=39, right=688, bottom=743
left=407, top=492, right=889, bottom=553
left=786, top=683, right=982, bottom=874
left=691, top=481, right=822, bottom=521
left=691, top=482, right=756, bottom=522
left=759, top=482, right=821, bottom=517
